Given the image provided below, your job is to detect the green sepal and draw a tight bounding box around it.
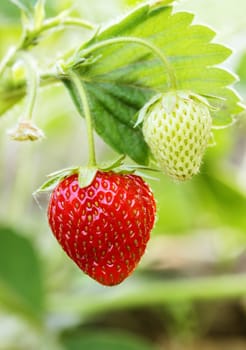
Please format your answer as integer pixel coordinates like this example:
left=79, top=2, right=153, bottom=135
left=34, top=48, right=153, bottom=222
left=34, top=167, right=79, bottom=194
left=33, top=0, right=45, bottom=30
left=34, top=153, right=160, bottom=195
left=99, top=154, right=126, bottom=171
left=34, top=156, right=126, bottom=194
left=134, top=94, right=162, bottom=127
left=77, top=155, right=126, bottom=188
left=21, top=9, right=31, bottom=28
left=47, top=166, right=79, bottom=178
left=78, top=167, right=98, bottom=188
left=135, top=90, right=221, bottom=129
left=134, top=171, right=160, bottom=181
left=115, top=164, right=160, bottom=174
left=188, top=91, right=217, bottom=111
left=66, top=54, right=102, bottom=71
left=113, top=164, right=160, bottom=181
left=34, top=175, right=64, bottom=194
left=98, top=154, right=160, bottom=175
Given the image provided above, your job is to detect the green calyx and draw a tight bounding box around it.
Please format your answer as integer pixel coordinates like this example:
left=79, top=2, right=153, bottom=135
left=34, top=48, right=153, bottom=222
left=135, top=90, right=218, bottom=128
left=34, top=155, right=159, bottom=195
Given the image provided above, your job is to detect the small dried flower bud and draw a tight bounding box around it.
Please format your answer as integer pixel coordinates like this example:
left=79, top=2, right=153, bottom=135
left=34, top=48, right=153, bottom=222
left=8, top=120, right=45, bottom=141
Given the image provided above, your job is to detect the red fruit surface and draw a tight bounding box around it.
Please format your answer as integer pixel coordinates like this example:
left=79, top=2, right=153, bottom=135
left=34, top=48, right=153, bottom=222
left=47, top=171, right=156, bottom=286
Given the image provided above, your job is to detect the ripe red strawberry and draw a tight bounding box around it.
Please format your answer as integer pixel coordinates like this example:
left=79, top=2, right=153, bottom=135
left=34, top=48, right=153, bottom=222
left=47, top=171, right=156, bottom=286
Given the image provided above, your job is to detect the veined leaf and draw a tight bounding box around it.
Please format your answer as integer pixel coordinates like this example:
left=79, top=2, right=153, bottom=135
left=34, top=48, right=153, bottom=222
left=63, top=3, right=243, bottom=164
left=62, top=331, right=155, bottom=350
left=0, top=226, right=44, bottom=320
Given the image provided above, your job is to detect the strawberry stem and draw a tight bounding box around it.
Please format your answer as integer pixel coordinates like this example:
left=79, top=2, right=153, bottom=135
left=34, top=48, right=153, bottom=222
left=41, top=16, right=95, bottom=32
left=17, top=51, right=39, bottom=121
left=21, top=17, right=95, bottom=49
left=0, top=12, right=94, bottom=75
left=78, top=36, right=177, bottom=90
left=68, top=70, right=97, bottom=167
left=0, top=46, right=16, bottom=77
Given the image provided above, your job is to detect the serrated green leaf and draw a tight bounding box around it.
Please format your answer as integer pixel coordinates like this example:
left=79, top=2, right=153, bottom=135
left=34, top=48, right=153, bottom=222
left=63, top=77, right=150, bottom=164
left=65, top=3, right=244, bottom=164
left=0, top=226, right=44, bottom=320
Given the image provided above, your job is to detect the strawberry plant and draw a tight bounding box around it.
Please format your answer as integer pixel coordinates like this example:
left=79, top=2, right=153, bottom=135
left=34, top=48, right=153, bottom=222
left=0, top=0, right=244, bottom=286
left=0, top=0, right=246, bottom=348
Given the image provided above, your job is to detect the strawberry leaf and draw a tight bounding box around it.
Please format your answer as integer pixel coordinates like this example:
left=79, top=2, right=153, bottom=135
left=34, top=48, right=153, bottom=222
left=63, top=78, right=150, bottom=165
left=63, top=3, right=243, bottom=165
left=0, top=226, right=44, bottom=320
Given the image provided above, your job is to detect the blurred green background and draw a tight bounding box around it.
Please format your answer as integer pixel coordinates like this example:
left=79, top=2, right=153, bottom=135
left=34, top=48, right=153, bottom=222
left=0, top=0, right=246, bottom=349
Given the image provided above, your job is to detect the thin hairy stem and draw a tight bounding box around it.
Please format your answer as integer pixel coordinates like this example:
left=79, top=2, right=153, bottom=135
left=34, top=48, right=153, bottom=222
left=79, top=36, right=177, bottom=90
left=40, top=16, right=95, bottom=33
left=17, top=51, right=39, bottom=120
left=0, top=15, right=94, bottom=74
left=68, top=71, right=97, bottom=166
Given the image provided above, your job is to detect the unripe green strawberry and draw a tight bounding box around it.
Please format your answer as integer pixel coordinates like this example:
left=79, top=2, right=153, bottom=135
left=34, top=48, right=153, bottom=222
left=141, top=91, right=212, bottom=181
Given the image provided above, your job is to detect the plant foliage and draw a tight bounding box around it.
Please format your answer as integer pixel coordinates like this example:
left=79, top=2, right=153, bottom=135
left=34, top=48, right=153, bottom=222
left=65, top=2, right=243, bottom=164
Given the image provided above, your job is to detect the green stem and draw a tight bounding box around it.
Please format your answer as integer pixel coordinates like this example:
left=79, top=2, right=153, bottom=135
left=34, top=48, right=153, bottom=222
left=78, top=36, right=177, bottom=90
left=0, top=46, right=17, bottom=77
left=21, top=16, right=95, bottom=49
left=17, top=51, right=39, bottom=121
left=0, top=16, right=94, bottom=75
left=68, top=70, right=97, bottom=166
left=40, top=16, right=95, bottom=33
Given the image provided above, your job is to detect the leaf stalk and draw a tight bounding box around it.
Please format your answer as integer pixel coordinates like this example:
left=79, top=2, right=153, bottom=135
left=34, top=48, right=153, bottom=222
left=17, top=51, right=39, bottom=121
left=68, top=70, right=97, bottom=167
left=0, top=14, right=94, bottom=76
left=79, top=36, right=177, bottom=90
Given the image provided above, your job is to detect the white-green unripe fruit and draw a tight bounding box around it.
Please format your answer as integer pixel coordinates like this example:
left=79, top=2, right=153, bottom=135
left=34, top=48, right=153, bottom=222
left=139, top=91, right=213, bottom=181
